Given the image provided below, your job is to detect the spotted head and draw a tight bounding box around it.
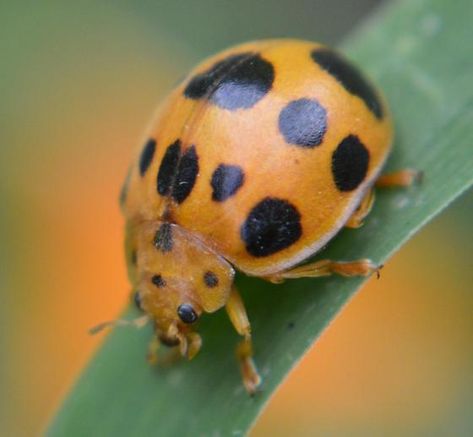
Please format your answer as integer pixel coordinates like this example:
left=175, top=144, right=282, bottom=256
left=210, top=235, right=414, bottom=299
left=129, top=221, right=234, bottom=358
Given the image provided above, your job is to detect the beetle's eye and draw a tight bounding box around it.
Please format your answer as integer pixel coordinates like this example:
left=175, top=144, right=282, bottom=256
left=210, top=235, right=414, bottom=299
left=134, top=291, right=143, bottom=311
left=177, top=304, right=198, bottom=324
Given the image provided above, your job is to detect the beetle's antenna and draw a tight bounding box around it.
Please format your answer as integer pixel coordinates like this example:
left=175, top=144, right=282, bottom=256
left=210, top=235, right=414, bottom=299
left=89, top=314, right=149, bottom=335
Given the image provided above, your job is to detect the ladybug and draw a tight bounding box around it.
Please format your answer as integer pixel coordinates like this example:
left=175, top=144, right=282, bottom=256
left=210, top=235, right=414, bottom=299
left=95, top=39, right=419, bottom=394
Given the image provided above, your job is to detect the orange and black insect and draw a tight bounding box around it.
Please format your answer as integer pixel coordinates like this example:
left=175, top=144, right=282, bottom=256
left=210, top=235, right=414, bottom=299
left=94, top=39, right=419, bottom=394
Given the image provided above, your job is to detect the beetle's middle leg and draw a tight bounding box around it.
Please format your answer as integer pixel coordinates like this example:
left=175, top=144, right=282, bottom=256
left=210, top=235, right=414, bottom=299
left=265, top=259, right=381, bottom=283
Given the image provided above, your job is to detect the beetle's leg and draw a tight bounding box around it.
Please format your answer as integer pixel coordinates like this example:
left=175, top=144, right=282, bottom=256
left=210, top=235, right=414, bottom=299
left=148, top=334, right=187, bottom=367
left=376, top=169, right=423, bottom=188
left=226, top=285, right=261, bottom=395
left=147, top=335, right=160, bottom=365
left=266, top=259, right=380, bottom=283
left=346, top=168, right=422, bottom=229
left=345, top=188, right=375, bottom=229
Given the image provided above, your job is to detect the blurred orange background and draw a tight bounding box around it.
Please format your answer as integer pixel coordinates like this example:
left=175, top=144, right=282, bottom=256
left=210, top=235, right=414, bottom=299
left=1, top=2, right=472, bottom=436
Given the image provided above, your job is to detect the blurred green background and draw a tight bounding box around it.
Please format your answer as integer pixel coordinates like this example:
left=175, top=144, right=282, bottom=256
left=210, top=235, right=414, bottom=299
left=1, top=1, right=472, bottom=436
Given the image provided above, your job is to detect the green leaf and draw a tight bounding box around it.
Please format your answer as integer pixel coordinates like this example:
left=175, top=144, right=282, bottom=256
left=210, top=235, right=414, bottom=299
left=48, top=0, right=473, bottom=435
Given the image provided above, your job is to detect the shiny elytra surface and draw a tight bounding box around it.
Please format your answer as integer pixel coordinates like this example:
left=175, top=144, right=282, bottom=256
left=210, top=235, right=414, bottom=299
left=122, top=39, right=393, bottom=276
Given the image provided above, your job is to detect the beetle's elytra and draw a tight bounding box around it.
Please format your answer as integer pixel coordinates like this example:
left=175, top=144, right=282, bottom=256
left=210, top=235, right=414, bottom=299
left=96, top=39, right=419, bottom=394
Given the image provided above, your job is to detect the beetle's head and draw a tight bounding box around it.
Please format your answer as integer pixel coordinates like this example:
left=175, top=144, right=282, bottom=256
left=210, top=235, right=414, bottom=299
left=131, top=221, right=234, bottom=358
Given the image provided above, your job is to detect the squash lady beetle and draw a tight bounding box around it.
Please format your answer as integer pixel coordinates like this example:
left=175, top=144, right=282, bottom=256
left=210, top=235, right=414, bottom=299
left=93, top=39, right=420, bottom=394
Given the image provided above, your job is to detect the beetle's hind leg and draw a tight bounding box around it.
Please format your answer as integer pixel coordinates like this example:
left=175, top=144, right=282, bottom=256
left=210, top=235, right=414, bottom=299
left=264, top=169, right=421, bottom=284
left=226, top=285, right=261, bottom=395
left=265, top=259, right=381, bottom=283
left=346, top=168, right=422, bottom=229
left=345, top=188, right=375, bottom=229
left=376, top=168, right=423, bottom=188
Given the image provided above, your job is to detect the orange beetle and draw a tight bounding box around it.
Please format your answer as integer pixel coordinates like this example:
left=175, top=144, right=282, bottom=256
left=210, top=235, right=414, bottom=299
left=96, top=39, right=418, bottom=394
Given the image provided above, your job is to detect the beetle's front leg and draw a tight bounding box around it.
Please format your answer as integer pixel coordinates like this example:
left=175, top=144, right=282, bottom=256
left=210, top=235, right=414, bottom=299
left=225, top=285, right=261, bottom=395
left=147, top=335, right=160, bottom=365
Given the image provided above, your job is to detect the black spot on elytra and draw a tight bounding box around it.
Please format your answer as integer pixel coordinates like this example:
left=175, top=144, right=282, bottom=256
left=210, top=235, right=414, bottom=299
left=154, top=223, right=173, bottom=252
left=332, top=135, right=370, bottom=191
left=311, top=48, right=383, bottom=119
left=139, top=138, right=156, bottom=176
left=172, top=146, right=199, bottom=204
left=157, top=140, right=181, bottom=196
left=151, top=274, right=166, bottom=288
left=278, top=98, right=327, bottom=147
left=203, top=271, right=219, bottom=288
left=211, top=164, right=245, bottom=201
left=241, top=197, right=302, bottom=257
left=156, top=140, right=199, bottom=204
left=184, top=53, right=274, bottom=110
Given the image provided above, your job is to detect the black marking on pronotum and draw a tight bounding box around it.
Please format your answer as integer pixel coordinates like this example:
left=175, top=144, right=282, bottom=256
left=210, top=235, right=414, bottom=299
left=211, top=164, right=245, bottom=201
left=241, top=197, right=302, bottom=257
left=184, top=52, right=274, bottom=110
left=311, top=48, right=383, bottom=119
left=331, top=134, right=370, bottom=191
left=278, top=98, right=327, bottom=147
left=203, top=271, right=219, bottom=288
left=154, top=223, right=173, bottom=252
left=139, top=138, right=157, bottom=176
left=151, top=274, right=166, bottom=288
